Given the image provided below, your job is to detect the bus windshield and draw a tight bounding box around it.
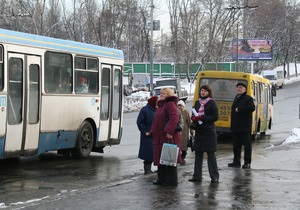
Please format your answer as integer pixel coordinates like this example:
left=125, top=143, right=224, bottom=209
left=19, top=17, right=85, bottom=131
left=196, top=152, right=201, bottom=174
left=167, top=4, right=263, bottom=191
left=200, top=78, right=247, bottom=101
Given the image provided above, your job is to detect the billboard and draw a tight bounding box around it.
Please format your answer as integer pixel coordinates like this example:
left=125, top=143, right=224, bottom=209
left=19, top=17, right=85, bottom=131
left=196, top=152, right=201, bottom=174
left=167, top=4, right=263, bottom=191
left=232, top=39, right=273, bottom=61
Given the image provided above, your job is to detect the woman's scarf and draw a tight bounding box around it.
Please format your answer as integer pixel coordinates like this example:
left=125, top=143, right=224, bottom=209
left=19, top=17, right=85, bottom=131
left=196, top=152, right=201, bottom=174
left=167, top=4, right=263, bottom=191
left=198, top=97, right=212, bottom=116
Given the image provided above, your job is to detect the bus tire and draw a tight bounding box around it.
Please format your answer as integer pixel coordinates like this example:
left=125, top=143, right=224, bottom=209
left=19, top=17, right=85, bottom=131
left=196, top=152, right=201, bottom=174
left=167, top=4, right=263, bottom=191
left=71, top=121, right=94, bottom=159
left=260, top=132, right=266, bottom=138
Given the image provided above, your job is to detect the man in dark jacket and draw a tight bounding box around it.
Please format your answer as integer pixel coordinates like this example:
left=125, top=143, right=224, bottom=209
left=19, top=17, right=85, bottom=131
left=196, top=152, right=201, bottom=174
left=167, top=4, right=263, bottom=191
left=228, top=82, right=255, bottom=169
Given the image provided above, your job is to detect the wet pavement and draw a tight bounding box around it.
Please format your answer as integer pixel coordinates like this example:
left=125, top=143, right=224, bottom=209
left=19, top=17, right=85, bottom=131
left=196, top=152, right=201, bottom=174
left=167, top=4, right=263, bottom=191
left=2, top=82, right=300, bottom=209
left=19, top=141, right=300, bottom=210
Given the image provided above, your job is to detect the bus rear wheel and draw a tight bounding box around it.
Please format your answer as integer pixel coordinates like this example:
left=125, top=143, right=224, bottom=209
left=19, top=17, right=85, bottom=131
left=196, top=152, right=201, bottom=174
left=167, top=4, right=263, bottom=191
left=71, top=121, right=94, bottom=158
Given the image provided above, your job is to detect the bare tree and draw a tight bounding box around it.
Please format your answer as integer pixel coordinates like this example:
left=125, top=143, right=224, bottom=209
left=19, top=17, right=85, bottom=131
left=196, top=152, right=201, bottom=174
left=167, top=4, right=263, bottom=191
left=243, top=0, right=300, bottom=73
left=1, top=0, right=300, bottom=76
left=168, top=0, right=205, bottom=81
left=167, top=0, right=235, bottom=80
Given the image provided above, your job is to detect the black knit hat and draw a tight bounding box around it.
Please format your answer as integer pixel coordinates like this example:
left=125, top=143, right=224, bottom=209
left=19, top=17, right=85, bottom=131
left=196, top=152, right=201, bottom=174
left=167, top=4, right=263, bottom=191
left=236, top=83, right=247, bottom=89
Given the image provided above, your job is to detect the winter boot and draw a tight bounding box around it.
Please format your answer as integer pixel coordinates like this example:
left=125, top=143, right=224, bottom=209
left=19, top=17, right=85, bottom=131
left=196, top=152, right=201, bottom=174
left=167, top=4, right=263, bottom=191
left=181, top=151, right=187, bottom=160
left=144, top=163, right=152, bottom=174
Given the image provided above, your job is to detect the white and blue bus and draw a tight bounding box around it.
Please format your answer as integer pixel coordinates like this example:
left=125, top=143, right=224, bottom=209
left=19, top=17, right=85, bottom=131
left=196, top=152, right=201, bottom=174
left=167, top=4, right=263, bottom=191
left=0, top=29, right=124, bottom=159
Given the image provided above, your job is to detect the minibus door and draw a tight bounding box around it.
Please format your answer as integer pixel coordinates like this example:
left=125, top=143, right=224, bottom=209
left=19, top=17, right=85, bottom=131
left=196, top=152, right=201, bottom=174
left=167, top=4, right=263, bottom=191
left=5, top=54, right=40, bottom=157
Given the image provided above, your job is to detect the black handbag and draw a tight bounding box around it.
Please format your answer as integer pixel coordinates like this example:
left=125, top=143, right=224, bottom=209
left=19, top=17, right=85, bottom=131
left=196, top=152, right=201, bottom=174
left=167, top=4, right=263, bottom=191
left=163, top=119, right=182, bottom=132
left=189, top=122, right=198, bottom=130
left=187, top=135, right=194, bottom=152
left=175, top=122, right=182, bottom=131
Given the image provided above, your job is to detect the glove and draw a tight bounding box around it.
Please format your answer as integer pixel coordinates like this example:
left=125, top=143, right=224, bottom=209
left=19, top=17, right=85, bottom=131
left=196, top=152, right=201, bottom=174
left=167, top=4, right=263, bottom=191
left=191, top=115, right=201, bottom=122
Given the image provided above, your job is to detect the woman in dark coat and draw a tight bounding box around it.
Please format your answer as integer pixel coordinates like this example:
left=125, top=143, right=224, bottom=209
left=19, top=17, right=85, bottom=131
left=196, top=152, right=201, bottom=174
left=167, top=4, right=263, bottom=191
left=188, top=85, right=219, bottom=183
left=137, top=96, right=158, bottom=174
left=151, top=88, right=182, bottom=186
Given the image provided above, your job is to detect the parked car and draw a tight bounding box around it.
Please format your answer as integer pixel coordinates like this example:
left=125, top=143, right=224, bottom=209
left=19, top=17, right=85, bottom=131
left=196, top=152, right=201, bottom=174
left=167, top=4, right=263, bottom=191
left=134, top=83, right=149, bottom=91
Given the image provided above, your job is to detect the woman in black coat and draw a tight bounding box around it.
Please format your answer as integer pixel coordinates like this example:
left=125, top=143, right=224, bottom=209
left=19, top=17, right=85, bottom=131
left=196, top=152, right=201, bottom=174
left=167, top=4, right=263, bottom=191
left=136, top=96, right=158, bottom=174
left=188, top=85, right=219, bottom=183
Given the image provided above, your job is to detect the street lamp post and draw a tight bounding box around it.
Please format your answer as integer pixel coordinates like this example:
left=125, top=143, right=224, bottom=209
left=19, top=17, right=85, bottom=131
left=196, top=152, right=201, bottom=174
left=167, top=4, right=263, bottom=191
left=149, top=0, right=154, bottom=96
left=235, top=14, right=239, bottom=72
left=225, top=2, right=258, bottom=72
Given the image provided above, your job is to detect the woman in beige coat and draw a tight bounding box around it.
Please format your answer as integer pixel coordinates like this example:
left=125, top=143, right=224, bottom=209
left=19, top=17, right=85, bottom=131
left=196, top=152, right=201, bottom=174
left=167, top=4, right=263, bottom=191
left=177, top=100, right=192, bottom=161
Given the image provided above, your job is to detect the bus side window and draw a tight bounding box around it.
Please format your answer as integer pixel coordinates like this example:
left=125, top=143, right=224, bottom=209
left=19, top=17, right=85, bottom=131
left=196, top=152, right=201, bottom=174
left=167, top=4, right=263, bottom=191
left=75, top=57, right=98, bottom=94
left=45, top=52, right=72, bottom=93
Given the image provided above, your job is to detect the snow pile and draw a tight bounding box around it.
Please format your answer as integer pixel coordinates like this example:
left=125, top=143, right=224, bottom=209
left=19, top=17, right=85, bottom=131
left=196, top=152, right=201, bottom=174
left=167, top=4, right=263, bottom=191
left=283, top=128, right=300, bottom=144
left=124, top=91, right=149, bottom=113
left=0, top=203, right=7, bottom=208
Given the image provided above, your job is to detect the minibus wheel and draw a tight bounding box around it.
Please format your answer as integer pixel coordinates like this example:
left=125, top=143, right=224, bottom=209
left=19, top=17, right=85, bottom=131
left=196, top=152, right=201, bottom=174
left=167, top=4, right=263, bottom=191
left=71, top=121, right=94, bottom=158
left=260, top=132, right=266, bottom=138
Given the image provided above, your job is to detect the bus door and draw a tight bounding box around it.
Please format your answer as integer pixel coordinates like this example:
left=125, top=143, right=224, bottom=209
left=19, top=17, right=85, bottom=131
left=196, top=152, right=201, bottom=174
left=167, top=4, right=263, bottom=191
left=99, top=65, right=111, bottom=143
left=261, top=84, right=269, bottom=131
left=98, top=65, right=122, bottom=145
left=252, top=81, right=259, bottom=136
left=5, top=54, right=40, bottom=157
left=110, top=66, right=122, bottom=144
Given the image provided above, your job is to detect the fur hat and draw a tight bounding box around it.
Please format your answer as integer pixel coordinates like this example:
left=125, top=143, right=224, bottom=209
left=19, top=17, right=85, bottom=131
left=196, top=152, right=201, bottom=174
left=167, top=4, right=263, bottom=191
left=148, top=96, right=158, bottom=109
left=177, top=100, right=185, bottom=107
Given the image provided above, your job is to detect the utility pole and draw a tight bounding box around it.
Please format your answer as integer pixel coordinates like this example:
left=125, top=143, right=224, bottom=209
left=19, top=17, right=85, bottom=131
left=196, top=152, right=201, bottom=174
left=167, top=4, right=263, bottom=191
left=149, top=0, right=154, bottom=95
left=236, top=14, right=239, bottom=72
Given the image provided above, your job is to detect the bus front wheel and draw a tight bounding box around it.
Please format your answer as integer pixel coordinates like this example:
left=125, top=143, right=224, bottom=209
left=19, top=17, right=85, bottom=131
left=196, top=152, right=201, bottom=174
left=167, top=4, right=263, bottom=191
left=71, top=121, right=94, bottom=158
